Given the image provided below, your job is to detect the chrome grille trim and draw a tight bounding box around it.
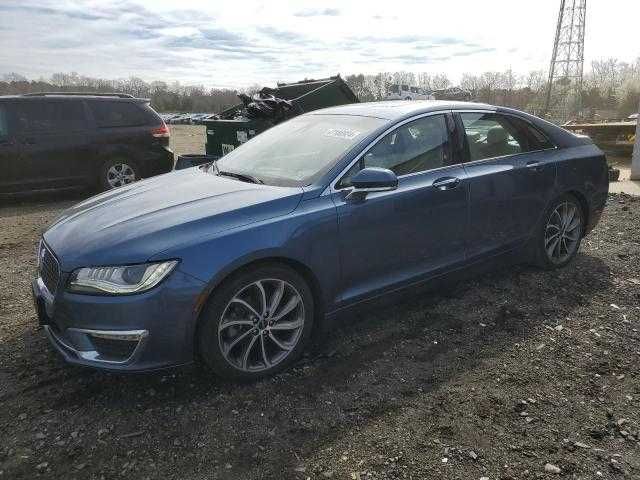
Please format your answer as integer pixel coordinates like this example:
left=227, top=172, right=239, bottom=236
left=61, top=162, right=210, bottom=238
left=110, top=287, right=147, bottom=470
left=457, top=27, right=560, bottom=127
left=39, top=241, right=60, bottom=295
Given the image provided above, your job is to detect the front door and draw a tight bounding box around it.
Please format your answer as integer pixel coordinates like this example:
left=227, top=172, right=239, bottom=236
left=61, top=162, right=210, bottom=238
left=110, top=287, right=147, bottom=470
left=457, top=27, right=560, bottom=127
left=332, top=113, right=469, bottom=305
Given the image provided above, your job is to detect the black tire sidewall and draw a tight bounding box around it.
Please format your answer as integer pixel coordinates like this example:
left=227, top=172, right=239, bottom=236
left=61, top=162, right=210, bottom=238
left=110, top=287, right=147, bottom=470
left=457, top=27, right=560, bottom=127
left=534, top=193, right=584, bottom=269
left=98, top=158, right=139, bottom=191
left=197, top=264, right=314, bottom=381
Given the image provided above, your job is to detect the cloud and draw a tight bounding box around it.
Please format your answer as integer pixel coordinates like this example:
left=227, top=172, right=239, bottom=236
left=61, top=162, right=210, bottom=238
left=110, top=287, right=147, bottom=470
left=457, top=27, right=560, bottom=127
left=351, top=34, right=464, bottom=46
left=294, top=8, right=340, bottom=17
left=2, top=0, right=606, bottom=89
left=256, top=26, right=311, bottom=45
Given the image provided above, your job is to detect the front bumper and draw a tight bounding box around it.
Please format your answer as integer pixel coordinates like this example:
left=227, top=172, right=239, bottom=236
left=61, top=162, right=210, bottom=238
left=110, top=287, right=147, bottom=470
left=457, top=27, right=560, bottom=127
left=32, top=268, right=206, bottom=372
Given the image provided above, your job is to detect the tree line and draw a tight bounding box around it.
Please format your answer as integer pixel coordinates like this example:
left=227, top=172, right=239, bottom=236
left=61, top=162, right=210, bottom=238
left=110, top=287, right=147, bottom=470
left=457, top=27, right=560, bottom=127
left=1, top=57, right=638, bottom=119
left=0, top=72, right=240, bottom=113
left=345, top=57, right=640, bottom=119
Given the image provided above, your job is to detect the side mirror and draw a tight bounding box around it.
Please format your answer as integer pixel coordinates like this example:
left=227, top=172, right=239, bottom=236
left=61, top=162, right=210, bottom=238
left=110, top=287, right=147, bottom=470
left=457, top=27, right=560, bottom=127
left=346, top=167, right=398, bottom=200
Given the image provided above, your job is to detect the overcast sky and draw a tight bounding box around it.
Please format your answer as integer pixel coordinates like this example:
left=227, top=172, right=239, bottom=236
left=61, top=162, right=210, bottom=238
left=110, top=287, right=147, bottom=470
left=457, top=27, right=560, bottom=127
left=1, top=0, right=638, bottom=88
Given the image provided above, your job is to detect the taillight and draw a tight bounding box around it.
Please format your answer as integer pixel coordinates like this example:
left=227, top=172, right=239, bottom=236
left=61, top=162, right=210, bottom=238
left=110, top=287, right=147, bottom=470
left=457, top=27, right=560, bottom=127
left=151, top=123, right=170, bottom=138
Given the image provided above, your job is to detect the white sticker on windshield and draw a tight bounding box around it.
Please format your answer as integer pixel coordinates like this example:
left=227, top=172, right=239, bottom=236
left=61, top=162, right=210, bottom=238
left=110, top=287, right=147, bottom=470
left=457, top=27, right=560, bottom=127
left=324, top=128, right=360, bottom=140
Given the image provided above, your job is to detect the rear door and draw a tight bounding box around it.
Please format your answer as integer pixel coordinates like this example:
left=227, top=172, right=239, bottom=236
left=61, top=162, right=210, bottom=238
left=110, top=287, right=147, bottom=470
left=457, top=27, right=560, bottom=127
left=0, top=102, right=22, bottom=193
left=456, top=111, right=557, bottom=260
left=13, top=100, right=92, bottom=190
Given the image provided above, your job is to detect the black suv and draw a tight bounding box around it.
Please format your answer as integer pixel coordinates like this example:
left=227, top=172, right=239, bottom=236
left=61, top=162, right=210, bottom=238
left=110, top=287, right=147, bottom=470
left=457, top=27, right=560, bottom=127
left=0, top=93, right=174, bottom=194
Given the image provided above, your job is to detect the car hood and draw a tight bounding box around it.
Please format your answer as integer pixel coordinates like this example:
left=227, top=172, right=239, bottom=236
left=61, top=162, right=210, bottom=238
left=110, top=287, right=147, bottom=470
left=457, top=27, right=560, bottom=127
left=44, top=168, right=303, bottom=271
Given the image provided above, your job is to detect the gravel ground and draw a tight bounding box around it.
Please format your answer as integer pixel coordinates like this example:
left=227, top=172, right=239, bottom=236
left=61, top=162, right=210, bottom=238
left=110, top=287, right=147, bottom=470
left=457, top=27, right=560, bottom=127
left=0, top=137, right=639, bottom=479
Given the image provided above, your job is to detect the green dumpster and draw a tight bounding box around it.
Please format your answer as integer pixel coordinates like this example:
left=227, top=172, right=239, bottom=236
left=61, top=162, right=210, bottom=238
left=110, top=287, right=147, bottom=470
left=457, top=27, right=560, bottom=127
left=204, top=75, right=358, bottom=157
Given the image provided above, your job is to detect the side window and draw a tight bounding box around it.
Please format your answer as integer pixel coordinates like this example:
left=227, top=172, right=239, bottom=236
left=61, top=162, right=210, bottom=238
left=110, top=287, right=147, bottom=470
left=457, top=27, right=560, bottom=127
left=460, top=113, right=527, bottom=161
left=89, top=101, right=147, bottom=128
left=14, top=101, right=86, bottom=133
left=14, top=102, right=56, bottom=133
left=57, top=102, right=87, bottom=131
left=0, top=106, right=8, bottom=140
left=508, top=116, right=556, bottom=151
left=338, top=114, right=451, bottom=187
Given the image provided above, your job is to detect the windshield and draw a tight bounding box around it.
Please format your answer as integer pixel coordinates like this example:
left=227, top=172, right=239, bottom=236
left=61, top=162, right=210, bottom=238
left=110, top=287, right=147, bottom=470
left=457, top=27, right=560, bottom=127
left=213, top=114, right=387, bottom=187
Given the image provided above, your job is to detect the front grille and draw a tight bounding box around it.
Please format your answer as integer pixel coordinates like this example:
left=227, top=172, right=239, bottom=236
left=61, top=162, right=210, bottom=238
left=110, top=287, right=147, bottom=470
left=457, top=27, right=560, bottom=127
left=39, top=242, right=60, bottom=295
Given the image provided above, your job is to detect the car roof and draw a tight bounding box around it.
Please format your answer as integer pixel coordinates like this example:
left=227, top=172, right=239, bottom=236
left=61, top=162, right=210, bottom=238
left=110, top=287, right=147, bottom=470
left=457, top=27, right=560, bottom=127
left=0, top=93, right=145, bottom=102
left=309, top=100, right=496, bottom=120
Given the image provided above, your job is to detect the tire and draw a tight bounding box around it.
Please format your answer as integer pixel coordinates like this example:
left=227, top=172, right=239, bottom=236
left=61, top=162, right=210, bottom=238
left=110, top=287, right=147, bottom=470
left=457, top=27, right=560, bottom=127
left=532, top=193, right=585, bottom=269
left=197, top=264, right=315, bottom=380
left=98, top=158, right=139, bottom=191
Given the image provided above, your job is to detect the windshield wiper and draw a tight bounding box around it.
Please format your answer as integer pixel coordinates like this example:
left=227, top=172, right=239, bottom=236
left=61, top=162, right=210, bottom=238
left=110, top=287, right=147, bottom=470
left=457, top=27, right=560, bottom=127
left=217, top=170, right=264, bottom=184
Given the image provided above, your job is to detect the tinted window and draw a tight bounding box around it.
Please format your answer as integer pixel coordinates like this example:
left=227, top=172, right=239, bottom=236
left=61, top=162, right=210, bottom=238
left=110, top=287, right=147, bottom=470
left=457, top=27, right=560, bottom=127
left=89, top=101, right=148, bottom=127
left=339, top=114, right=451, bottom=187
left=0, top=106, right=8, bottom=139
left=14, top=101, right=86, bottom=133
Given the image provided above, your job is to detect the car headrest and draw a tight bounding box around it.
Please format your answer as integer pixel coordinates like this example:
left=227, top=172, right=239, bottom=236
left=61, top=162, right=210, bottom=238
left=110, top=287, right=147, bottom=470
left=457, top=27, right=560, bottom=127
left=487, top=126, right=508, bottom=145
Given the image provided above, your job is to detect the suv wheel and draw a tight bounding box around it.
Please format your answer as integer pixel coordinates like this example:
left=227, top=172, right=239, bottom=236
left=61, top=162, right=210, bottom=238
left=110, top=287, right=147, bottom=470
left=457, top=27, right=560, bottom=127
left=100, top=158, right=139, bottom=191
left=533, top=193, right=584, bottom=269
left=198, top=264, right=314, bottom=380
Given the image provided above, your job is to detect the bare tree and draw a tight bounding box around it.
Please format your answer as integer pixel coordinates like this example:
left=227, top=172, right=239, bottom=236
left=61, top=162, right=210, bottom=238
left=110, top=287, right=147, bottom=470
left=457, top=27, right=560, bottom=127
left=432, top=74, right=451, bottom=90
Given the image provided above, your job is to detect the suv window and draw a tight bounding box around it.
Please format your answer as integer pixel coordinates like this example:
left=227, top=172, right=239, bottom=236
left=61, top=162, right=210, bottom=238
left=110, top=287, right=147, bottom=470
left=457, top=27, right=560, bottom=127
left=0, top=105, right=8, bottom=139
left=89, top=101, right=147, bottom=128
left=14, top=101, right=86, bottom=133
left=339, top=114, right=451, bottom=187
left=460, top=112, right=554, bottom=161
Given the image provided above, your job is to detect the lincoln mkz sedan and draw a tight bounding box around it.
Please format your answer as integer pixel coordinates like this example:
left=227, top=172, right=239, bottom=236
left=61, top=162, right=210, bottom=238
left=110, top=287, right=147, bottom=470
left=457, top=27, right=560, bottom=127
left=32, top=101, right=608, bottom=379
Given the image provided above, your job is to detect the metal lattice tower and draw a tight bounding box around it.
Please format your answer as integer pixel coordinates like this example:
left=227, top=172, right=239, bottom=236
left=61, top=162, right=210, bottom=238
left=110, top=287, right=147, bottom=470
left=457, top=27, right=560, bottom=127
left=543, top=0, right=587, bottom=123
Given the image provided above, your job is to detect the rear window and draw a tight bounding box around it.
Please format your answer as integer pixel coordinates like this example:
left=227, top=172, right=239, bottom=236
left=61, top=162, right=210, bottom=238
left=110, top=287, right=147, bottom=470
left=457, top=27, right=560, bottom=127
left=14, top=101, right=86, bottom=133
left=89, top=101, right=149, bottom=128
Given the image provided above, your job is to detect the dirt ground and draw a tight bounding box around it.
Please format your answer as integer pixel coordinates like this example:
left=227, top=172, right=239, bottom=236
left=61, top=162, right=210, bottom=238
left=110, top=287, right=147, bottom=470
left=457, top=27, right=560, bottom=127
left=0, top=127, right=639, bottom=479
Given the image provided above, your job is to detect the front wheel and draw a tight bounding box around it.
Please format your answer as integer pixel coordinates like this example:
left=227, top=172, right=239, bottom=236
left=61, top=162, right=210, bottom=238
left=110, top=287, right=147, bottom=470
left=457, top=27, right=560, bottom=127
left=197, top=264, right=314, bottom=380
left=533, top=194, right=584, bottom=269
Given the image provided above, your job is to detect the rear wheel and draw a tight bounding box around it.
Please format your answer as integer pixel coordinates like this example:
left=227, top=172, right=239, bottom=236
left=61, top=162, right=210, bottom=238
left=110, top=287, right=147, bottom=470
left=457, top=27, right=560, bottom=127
left=198, top=264, right=314, bottom=380
left=533, top=194, right=584, bottom=269
left=99, top=158, right=139, bottom=191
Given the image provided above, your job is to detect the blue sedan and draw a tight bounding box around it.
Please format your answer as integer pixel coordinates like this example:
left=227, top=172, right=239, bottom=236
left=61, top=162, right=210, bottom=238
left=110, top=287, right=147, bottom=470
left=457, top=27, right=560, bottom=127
left=32, top=101, right=608, bottom=379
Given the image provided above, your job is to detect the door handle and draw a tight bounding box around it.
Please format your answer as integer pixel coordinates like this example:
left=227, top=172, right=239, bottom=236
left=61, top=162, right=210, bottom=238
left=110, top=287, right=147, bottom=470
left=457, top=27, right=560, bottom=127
left=525, top=160, right=542, bottom=170
left=432, top=176, right=460, bottom=190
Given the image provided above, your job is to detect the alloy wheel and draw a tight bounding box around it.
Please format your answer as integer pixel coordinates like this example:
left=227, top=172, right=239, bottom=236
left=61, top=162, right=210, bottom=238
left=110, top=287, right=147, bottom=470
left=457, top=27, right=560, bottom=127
left=106, top=163, right=136, bottom=188
left=544, top=201, right=582, bottom=264
left=217, top=279, right=305, bottom=372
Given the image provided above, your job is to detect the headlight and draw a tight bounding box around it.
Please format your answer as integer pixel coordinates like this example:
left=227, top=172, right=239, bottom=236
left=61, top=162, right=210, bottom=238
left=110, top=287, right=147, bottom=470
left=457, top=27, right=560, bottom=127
left=67, top=261, right=178, bottom=295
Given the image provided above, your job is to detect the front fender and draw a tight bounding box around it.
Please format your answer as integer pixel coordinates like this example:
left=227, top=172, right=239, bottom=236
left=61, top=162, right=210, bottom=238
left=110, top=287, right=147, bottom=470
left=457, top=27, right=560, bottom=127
left=155, top=195, right=341, bottom=312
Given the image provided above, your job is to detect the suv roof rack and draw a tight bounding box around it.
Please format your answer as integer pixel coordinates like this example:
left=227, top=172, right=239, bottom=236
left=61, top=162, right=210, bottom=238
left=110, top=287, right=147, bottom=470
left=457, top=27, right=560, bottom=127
left=21, top=92, right=135, bottom=98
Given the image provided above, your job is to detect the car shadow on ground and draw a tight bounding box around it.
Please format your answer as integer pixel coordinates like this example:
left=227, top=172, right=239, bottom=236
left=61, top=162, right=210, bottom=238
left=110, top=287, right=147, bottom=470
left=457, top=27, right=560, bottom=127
left=0, top=252, right=611, bottom=478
